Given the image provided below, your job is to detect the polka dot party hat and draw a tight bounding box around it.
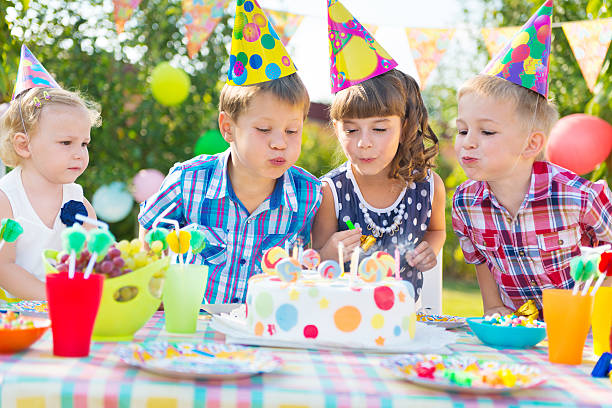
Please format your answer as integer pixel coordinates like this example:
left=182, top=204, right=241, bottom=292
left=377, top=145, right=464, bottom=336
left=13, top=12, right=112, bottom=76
left=327, top=0, right=398, bottom=94
left=12, top=44, right=61, bottom=101
left=481, top=0, right=553, bottom=97
left=227, top=0, right=297, bottom=86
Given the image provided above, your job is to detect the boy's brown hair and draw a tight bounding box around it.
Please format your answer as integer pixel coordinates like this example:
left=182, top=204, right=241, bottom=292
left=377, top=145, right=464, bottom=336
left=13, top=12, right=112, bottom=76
left=0, top=87, right=101, bottom=167
left=219, top=73, right=310, bottom=121
left=330, top=69, right=438, bottom=184
left=458, top=74, right=559, bottom=137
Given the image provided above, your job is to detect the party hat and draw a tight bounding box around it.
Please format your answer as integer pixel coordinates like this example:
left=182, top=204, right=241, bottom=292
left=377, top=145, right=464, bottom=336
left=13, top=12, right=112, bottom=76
left=11, top=45, right=61, bottom=101
left=327, top=0, right=397, bottom=93
left=227, top=0, right=296, bottom=86
left=481, top=0, right=553, bottom=97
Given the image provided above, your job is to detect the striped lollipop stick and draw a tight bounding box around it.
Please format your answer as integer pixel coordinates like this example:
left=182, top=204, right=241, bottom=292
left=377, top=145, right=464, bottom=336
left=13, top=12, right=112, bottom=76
left=579, top=245, right=610, bottom=296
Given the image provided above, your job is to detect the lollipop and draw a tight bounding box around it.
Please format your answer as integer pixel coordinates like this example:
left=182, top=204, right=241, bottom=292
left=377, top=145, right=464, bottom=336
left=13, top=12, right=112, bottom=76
left=318, top=260, right=341, bottom=280
left=262, top=246, right=288, bottom=275
left=592, top=251, right=612, bottom=297
left=145, top=228, right=169, bottom=253
left=358, top=256, right=382, bottom=283
left=188, top=229, right=207, bottom=254
left=372, top=251, right=394, bottom=277
left=276, top=257, right=301, bottom=283
left=61, top=225, right=87, bottom=278
left=0, top=218, right=23, bottom=251
left=301, top=248, right=321, bottom=270
left=83, top=229, right=116, bottom=279
left=166, top=230, right=191, bottom=255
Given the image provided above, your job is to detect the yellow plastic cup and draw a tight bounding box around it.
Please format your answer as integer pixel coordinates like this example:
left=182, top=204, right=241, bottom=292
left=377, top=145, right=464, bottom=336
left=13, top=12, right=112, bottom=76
left=592, top=286, right=612, bottom=356
left=543, top=288, right=594, bottom=365
left=162, top=264, right=208, bottom=334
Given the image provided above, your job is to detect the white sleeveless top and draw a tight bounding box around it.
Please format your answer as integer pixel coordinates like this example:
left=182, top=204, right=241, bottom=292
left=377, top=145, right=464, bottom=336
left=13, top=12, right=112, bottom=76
left=0, top=167, right=84, bottom=296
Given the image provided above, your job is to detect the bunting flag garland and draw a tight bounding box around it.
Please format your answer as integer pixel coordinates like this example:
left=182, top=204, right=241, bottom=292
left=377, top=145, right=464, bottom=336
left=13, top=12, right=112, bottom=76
left=183, top=0, right=230, bottom=58
left=363, top=23, right=378, bottom=36
left=112, top=0, right=142, bottom=34
left=562, top=19, right=612, bottom=92
left=481, top=26, right=520, bottom=57
left=264, top=10, right=304, bottom=46
left=405, top=28, right=456, bottom=88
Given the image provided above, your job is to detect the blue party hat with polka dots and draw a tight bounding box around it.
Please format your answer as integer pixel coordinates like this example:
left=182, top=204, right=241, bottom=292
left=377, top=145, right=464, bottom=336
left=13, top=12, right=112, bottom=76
left=227, top=0, right=297, bottom=86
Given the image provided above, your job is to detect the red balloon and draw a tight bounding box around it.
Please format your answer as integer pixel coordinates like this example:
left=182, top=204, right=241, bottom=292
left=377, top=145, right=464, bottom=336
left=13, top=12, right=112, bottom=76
left=546, top=114, right=612, bottom=175
left=511, top=44, right=530, bottom=62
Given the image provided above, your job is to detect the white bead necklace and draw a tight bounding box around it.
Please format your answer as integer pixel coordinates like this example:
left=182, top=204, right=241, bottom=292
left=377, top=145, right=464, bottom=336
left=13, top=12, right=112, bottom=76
left=360, top=202, right=405, bottom=238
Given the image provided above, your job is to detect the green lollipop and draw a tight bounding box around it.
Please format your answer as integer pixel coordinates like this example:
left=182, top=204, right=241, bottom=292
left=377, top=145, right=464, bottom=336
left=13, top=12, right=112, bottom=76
left=0, top=218, right=23, bottom=243
left=84, top=229, right=116, bottom=279
left=61, top=225, right=87, bottom=278
left=145, top=228, right=169, bottom=251
left=188, top=229, right=207, bottom=254
left=570, top=257, right=585, bottom=281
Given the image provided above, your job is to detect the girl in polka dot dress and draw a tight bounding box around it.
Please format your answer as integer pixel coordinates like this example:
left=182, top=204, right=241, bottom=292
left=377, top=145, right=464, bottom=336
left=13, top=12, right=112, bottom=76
left=312, top=69, right=446, bottom=301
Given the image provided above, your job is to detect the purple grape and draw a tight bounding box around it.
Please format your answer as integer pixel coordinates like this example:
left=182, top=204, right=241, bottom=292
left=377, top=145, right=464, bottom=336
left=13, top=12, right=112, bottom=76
left=108, top=248, right=121, bottom=259
left=57, top=263, right=69, bottom=273
left=112, top=257, right=125, bottom=268
left=60, top=254, right=70, bottom=263
left=100, top=261, right=113, bottom=274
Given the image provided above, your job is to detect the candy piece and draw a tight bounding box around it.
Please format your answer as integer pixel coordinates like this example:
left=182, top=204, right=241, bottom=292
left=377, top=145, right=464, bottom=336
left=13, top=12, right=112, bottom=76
left=360, top=235, right=376, bottom=252
left=166, top=230, right=191, bottom=254
left=599, top=252, right=612, bottom=272
left=276, top=257, right=301, bottom=282
left=318, top=260, right=341, bottom=280
left=61, top=225, right=87, bottom=253
left=497, top=368, right=517, bottom=387
left=415, top=364, right=436, bottom=379
left=0, top=218, right=23, bottom=242
left=358, top=256, right=382, bottom=283
left=188, top=229, right=207, bottom=254
left=262, top=247, right=288, bottom=275
left=145, top=228, right=169, bottom=251
left=87, top=229, right=116, bottom=256
left=301, top=248, right=321, bottom=269
left=591, top=352, right=612, bottom=378
left=443, top=369, right=474, bottom=386
left=514, top=300, right=539, bottom=320
left=372, top=251, right=394, bottom=277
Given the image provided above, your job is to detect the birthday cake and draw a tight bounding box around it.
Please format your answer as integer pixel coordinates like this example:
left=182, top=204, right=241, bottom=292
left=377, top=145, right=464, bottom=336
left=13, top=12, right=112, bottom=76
left=244, top=248, right=417, bottom=348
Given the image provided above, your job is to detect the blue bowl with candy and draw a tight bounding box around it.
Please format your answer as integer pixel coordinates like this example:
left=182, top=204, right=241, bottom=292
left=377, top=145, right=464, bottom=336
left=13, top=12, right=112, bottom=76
left=466, top=317, right=547, bottom=349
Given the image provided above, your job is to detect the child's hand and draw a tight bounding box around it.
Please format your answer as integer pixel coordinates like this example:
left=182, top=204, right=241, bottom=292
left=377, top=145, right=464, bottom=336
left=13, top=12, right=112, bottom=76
left=405, top=241, right=437, bottom=271
left=321, top=228, right=362, bottom=262
left=483, top=305, right=513, bottom=317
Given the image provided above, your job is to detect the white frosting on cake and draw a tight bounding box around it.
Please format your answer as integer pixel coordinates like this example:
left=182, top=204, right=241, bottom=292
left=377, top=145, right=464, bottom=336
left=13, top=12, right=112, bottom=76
left=245, top=273, right=416, bottom=348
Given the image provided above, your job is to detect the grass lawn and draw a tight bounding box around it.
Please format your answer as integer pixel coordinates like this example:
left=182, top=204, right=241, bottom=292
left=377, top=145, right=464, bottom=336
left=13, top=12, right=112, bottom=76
left=442, top=279, right=483, bottom=317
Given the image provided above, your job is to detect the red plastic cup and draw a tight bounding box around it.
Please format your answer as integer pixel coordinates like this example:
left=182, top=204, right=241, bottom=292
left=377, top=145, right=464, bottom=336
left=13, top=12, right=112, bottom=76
left=46, top=272, right=104, bottom=357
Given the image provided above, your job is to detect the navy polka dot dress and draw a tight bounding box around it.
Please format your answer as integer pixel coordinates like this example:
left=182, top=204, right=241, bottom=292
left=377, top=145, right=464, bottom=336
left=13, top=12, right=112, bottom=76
left=321, top=162, right=433, bottom=300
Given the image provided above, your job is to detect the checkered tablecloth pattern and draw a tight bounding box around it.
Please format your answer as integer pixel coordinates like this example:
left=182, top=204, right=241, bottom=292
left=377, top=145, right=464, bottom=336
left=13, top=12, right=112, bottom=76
left=1, top=312, right=610, bottom=407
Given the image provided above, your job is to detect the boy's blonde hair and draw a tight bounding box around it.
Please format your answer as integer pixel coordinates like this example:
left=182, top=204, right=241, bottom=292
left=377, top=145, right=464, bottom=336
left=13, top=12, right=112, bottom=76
left=219, top=73, right=310, bottom=121
left=0, top=87, right=101, bottom=167
left=330, top=69, right=438, bottom=184
left=458, top=75, right=559, bottom=137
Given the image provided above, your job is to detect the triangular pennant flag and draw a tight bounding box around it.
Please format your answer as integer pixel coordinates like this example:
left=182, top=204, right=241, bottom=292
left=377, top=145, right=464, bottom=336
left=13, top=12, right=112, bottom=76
left=562, top=18, right=612, bottom=92
left=363, top=24, right=378, bottom=36
left=183, top=0, right=230, bottom=58
left=12, top=45, right=61, bottom=101
left=405, top=28, right=456, bottom=89
left=112, top=0, right=142, bottom=34
left=481, top=26, right=521, bottom=57
left=227, top=0, right=297, bottom=86
left=481, top=0, right=553, bottom=97
left=327, top=0, right=397, bottom=93
left=264, top=9, right=304, bottom=46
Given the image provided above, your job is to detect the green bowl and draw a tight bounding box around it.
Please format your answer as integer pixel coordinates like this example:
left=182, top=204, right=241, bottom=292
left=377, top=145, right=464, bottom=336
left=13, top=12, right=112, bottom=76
left=43, top=250, right=170, bottom=341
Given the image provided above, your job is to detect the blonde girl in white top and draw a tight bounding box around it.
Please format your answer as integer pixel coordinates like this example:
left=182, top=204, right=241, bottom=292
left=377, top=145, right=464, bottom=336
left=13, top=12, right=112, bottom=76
left=0, top=87, right=101, bottom=301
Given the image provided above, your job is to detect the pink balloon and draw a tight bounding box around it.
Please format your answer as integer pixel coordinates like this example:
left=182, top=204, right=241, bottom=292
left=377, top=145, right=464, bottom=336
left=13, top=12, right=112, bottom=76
left=132, top=169, right=165, bottom=202
left=546, top=114, right=612, bottom=175
left=534, top=14, right=550, bottom=31
left=511, top=44, right=530, bottom=62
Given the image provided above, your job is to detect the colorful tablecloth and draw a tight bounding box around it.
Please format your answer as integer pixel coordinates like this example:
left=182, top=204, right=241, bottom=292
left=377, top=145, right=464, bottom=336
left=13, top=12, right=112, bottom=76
left=0, top=312, right=610, bottom=407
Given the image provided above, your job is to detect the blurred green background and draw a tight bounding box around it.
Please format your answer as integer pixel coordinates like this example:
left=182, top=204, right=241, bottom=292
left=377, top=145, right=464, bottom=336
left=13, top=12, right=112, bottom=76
left=2, top=0, right=611, bottom=316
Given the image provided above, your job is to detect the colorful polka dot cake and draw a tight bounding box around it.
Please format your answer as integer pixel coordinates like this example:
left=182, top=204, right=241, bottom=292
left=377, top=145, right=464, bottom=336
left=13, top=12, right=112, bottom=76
left=245, top=248, right=416, bottom=348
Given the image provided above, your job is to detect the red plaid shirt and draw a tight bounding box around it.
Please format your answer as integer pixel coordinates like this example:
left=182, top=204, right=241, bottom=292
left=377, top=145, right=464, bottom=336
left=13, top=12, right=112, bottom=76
left=452, top=161, right=612, bottom=311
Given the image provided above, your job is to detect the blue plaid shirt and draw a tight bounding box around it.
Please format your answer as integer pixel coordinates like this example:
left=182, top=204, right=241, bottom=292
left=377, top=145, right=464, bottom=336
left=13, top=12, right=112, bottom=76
left=138, top=150, right=322, bottom=303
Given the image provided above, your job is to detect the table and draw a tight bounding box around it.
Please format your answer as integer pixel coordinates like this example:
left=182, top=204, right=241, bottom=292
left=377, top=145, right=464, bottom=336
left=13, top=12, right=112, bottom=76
left=1, top=312, right=611, bottom=407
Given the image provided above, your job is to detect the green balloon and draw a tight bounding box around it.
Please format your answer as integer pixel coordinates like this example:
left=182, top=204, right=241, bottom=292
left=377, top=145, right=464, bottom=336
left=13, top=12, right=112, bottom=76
left=194, top=129, right=229, bottom=156
left=150, top=62, right=190, bottom=107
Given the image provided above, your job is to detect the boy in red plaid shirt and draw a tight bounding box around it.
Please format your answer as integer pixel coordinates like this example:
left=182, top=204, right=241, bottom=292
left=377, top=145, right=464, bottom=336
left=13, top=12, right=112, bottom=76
left=452, top=1, right=612, bottom=316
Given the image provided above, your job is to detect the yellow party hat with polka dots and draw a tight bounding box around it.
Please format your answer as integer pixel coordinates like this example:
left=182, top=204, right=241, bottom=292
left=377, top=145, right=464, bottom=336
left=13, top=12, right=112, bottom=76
left=328, top=0, right=397, bottom=93
left=227, top=0, right=297, bottom=86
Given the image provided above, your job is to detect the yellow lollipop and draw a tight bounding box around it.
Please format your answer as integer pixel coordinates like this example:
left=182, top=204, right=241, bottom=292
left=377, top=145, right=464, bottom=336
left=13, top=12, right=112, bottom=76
left=166, top=230, right=191, bottom=254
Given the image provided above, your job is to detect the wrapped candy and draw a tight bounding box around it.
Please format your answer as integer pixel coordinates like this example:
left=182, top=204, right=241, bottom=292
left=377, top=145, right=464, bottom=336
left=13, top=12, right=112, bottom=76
left=360, top=235, right=376, bottom=252
left=514, top=300, right=539, bottom=320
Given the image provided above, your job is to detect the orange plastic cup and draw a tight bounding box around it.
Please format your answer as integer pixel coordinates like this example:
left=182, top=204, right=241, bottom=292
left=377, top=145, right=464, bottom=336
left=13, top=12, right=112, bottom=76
left=543, top=288, right=594, bottom=365
left=592, top=287, right=612, bottom=356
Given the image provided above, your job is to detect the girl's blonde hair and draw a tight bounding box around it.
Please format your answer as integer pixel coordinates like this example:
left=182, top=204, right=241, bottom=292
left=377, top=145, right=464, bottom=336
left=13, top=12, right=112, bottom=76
left=330, top=69, right=439, bottom=184
left=0, top=87, right=101, bottom=167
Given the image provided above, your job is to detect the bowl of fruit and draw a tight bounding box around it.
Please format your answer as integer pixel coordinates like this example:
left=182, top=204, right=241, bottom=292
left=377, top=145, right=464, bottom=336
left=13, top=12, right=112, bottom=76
left=0, top=311, right=51, bottom=353
left=43, top=238, right=170, bottom=342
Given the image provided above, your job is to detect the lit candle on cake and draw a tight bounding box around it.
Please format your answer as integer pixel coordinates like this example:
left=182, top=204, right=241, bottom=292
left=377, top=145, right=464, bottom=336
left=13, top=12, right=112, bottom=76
left=338, top=241, right=345, bottom=276
left=394, top=247, right=400, bottom=280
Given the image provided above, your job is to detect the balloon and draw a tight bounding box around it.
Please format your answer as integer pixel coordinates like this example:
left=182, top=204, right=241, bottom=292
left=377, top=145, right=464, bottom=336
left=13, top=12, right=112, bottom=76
left=150, top=62, right=190, bottom=106
left=546, top=114, right=612, bottom=175
left=92, top=182, right=134, bottom=223
left=132, top=169, right=165, bottom=203
left=194, top=129, right=229, bottom=156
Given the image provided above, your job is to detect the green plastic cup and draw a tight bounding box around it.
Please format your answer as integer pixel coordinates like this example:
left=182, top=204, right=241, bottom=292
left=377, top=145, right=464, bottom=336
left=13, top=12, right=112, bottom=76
left=162, top=264, right=208, bottom=334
